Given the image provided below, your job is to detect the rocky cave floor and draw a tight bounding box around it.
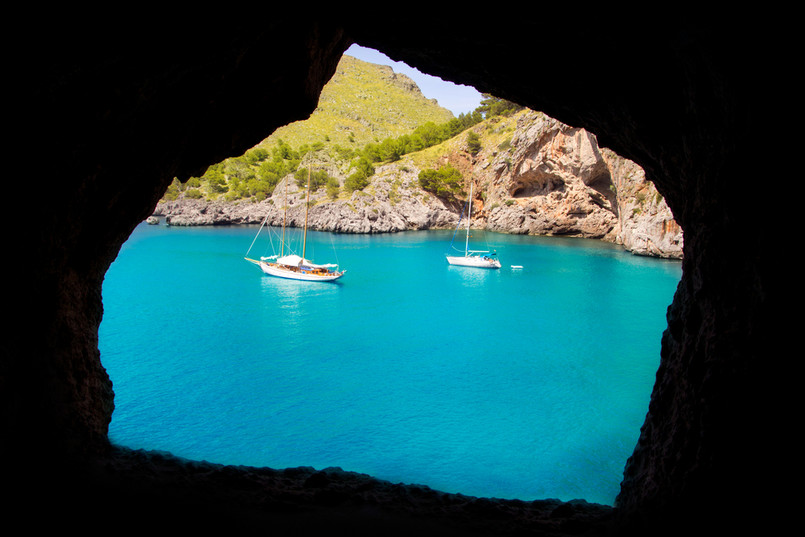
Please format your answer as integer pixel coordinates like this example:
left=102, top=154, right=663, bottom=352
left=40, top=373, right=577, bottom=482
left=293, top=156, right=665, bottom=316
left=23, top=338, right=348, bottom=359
left=22, top=446, right=615, bottom=536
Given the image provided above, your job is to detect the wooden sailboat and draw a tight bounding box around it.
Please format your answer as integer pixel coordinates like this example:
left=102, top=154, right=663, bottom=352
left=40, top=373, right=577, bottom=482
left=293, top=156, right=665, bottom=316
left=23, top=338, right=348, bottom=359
left=245, top=168, right=346, bottom=281
left=446, top=181, right=501, bottom=269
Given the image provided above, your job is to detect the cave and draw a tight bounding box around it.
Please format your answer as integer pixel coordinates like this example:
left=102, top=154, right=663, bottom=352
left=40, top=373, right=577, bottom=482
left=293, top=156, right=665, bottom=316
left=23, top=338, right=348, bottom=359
left=511, top=173, right=565, bottom=199
left=5, top=10, right=788, bottom=536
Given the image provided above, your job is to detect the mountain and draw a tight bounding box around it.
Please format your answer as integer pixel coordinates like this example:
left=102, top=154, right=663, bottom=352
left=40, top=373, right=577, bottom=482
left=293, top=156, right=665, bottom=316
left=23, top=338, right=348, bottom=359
left=259, top=55, right=455, bottom=150
left=155, top=56, right=682, bottom=259
left=159, top=54, right=458, bottom=204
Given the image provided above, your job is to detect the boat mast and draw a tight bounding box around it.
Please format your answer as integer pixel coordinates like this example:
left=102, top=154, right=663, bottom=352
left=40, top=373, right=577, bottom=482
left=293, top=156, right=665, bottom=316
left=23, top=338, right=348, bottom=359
left=280, top=177, right=287, bottom=257
left=464, top=181, right=472, bottom=256
left=302, top=166, right=310, bottom=261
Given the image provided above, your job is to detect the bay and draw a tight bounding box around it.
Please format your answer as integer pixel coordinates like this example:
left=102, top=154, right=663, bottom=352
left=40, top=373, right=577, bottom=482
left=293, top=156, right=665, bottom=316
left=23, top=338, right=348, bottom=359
left=99, top=222, right=681, bottom=505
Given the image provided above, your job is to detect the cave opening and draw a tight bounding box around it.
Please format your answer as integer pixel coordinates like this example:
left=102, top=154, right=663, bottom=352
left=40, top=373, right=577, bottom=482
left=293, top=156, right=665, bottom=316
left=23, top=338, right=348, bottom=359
left=98, top=45, right=682, bottom=508
left=9, top=13, right=784, bottom=535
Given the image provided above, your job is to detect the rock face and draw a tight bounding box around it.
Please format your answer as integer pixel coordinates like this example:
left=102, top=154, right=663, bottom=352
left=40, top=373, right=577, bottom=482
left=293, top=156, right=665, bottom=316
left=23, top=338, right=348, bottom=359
left=155, top=110, right=683, bottom=259
left=484, top=112, right=617, bottom=239
left=154, top=165, right=458, bottom=233
left=483, top=112, right=682, bottom=259
left=604, top=147, right=683, bottom=258
left=7, top=12, right=785, bottom=537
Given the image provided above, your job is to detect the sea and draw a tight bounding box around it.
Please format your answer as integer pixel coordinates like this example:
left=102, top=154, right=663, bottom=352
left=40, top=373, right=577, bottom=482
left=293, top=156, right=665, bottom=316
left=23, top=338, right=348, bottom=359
left=99, top=222, right=682, bottom=506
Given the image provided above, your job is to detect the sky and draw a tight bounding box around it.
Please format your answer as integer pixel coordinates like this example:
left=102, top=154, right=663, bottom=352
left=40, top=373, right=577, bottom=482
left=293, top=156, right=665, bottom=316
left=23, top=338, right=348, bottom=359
left=345, top=44, right=483, bottom=117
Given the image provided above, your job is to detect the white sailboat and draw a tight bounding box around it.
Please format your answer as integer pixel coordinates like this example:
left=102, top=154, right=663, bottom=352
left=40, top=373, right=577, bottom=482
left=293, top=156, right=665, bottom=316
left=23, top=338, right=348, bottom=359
left=446, top=182, right=501, bottom=269
left=245, top=168, right=346, bottom=282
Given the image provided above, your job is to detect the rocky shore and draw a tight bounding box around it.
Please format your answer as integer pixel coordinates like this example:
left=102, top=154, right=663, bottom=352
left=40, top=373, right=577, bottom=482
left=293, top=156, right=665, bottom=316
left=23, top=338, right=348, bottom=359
left=153, top=111, right=683, bottom=259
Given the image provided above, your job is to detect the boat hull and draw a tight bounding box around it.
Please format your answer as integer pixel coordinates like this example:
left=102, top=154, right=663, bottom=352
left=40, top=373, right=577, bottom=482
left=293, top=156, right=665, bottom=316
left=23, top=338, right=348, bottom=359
left=446, top=255, right=501, bottom=269
left=259, top=261, right=345, bottom=281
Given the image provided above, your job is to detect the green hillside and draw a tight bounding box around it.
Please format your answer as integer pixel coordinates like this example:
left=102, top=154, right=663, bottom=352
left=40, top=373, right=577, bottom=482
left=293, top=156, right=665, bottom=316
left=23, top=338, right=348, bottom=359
left=259, top=55, right=455, bottom=149
left=162, top=55, right=518, bottom=203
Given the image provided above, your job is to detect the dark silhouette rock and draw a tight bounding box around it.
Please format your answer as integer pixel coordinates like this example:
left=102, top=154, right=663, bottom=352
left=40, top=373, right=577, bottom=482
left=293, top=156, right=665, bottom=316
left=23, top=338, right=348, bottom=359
left=5, top=9, right=788, bottom=536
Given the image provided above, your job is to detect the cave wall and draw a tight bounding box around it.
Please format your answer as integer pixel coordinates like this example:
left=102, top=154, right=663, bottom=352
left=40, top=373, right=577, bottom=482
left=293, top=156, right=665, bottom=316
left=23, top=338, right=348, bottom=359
left=348, top=17, right=784, bottom=533
left=5, top=9, right=786, bottom=535
left=6, top=14, right=352, bottom=470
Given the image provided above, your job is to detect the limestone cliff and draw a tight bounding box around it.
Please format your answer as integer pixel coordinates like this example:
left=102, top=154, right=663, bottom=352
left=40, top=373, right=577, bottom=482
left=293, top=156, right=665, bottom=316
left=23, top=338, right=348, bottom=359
left=155, top=110, right=682, bottom=259
left=481, top=111, right=682, bottom=258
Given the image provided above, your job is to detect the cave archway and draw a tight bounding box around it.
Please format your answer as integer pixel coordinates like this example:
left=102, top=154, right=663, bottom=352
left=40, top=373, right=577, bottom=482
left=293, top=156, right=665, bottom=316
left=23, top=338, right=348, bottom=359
left=6, top=12, right=785, bottom=536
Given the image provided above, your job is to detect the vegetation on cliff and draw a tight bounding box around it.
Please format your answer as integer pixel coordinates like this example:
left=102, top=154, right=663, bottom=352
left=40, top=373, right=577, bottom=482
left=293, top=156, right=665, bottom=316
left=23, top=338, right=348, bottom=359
left=162, top=54, right=522, bottom=204
left=156, top=53, right=679, bottom=258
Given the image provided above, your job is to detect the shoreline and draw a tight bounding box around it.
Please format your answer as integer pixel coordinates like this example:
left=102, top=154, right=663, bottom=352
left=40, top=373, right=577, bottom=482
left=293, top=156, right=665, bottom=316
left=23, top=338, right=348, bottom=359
left=146, top=207, right=683, bottom=261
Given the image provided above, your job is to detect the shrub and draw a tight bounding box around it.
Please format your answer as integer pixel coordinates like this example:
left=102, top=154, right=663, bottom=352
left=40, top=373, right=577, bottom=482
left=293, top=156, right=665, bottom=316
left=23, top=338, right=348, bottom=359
left=418, top=164, right=464, bottom=200
left=466, top=131, right=481, bottom=155
left=326, top=178, right=340, bottom=200
left=295, top=168, right=331, bottom=190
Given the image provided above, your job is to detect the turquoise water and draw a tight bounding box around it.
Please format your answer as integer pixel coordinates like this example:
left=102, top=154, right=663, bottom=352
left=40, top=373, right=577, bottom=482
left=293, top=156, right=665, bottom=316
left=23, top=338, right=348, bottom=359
left=99, top=223, right=681, bottom=505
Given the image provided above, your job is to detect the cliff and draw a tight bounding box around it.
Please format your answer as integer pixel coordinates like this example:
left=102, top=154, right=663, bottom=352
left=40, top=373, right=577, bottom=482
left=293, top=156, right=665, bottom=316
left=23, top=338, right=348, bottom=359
left=154, top=110, right=683, bottom=259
